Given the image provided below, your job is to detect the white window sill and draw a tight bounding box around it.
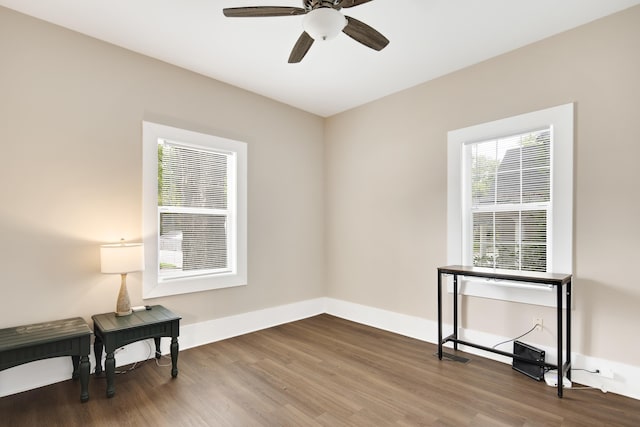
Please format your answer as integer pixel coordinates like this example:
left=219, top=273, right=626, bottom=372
left=145, top=273, right=247, bottom=299
left=447, top=277, right=556, bottom=307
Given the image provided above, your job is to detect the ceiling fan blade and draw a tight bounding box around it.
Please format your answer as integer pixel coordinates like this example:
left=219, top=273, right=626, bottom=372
left=288, top=32, right=314, bottom=63
left=223, top=6, right=306, bottom=18
left=340, top=0, right=375, bottom=8
left=342, top=16, right=389, bottom=51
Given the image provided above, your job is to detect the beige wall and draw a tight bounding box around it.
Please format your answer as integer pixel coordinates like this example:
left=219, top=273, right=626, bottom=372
left=2, top=3, right=639, bottom=369
left=0, top=7, right=325, bottom=326
left=325, top=6, right=640, bottom=365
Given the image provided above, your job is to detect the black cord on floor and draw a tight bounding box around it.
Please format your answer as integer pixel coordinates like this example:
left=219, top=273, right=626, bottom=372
left=93, top=340, right=155, bottom=376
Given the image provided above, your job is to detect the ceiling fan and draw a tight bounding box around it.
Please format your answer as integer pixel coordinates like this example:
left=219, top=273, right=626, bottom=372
left=223, top=0, right=389, bottom=63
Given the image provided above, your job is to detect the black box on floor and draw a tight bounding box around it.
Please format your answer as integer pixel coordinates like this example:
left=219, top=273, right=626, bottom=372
left=512, top=341, right=545, bottom=381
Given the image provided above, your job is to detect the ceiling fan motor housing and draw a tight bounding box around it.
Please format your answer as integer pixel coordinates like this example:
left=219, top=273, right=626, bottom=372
left=304, top=1, right=341, bottom=11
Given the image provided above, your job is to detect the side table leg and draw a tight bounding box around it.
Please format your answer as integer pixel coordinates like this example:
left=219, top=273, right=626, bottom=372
left=79, top=355, right=90, bottom=402
left=154, top=337, right=161, bottom=359
left=71, top=356, right=80, bottom=380
left=94, top=335, right=103, bottom=375
left=170, top=337, right=179, bottom=378
left=106, top=352, right=115, bottom=398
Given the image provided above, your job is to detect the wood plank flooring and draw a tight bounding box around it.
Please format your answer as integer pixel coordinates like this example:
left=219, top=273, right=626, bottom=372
left=1, top=314, right=638, bottom=426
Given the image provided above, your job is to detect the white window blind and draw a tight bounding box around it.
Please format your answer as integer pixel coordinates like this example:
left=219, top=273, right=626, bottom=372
left=158, top=140, right=234, bottom=280
left=468, top=129, right=551, bottom=272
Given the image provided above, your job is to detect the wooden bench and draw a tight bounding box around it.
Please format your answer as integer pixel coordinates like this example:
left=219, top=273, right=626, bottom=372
left=0, top=317, right=91, bottom=402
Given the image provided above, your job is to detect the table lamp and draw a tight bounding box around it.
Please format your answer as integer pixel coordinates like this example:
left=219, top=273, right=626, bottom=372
left=100, top=241, right=144, bottom=316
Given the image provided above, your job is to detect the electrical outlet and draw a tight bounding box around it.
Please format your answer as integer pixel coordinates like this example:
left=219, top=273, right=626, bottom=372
left=533, top=317, right=543, bottom=331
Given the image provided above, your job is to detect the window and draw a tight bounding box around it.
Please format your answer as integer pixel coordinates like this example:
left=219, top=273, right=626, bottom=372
left=448, top=104, right=573, bottom=305
left=469, top=129, right=550, bottom=272
left=143, top=121, right=247, bottom=298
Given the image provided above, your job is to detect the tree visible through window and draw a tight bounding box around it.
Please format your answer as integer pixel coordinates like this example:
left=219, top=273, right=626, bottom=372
left=157, top=140, right=233, bottom=279
left=469, top=129, right=550, bottom=272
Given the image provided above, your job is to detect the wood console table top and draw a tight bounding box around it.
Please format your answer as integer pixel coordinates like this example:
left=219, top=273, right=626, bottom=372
left=438, top=265, right=572, bottom=286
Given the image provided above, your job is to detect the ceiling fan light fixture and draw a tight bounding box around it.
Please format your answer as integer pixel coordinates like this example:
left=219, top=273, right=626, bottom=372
left=303, top=8, right=347, bottom=41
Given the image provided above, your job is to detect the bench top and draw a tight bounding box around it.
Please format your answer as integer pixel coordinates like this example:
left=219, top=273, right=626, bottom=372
left=0, top=317, right=91, bottom=352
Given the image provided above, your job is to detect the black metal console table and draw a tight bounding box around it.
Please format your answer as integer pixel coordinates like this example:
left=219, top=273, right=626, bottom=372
left=437, top=265, right=572, bottom=397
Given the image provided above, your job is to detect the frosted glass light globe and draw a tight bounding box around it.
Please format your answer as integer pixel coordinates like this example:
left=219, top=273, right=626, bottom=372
left=303, top=8, right=347, bottom=41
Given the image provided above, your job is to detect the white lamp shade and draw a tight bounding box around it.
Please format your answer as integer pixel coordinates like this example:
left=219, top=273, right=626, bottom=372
left=303, top=8, right=347, bottom=41
left=100, top=243, right=144, bottom=274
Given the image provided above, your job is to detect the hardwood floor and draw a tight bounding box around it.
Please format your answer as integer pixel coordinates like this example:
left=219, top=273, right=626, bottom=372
left=1, top=314, right=638, bottom=426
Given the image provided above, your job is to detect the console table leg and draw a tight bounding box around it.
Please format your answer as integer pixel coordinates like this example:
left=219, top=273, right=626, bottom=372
left=453, top=274, right=459, bottom=351
left=106, top=352, right=115, bottom=398
left=566, top=280, right=572, bottom=381
left=557, top=282, right=564, bottom=398
left=437, top=271, right=443, bottom=360
left=80, top=355, right=90, bottom=402
left=170, top=337, right=179, bottom=378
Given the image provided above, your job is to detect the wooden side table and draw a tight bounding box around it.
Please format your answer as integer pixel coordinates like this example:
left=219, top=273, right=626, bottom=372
left=0, top=317, right=91, bottom=402
left=92, top=305, right=181, bottom=397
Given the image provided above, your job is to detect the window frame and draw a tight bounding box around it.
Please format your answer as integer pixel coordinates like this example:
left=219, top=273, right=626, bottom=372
left=447, top=104, right=573, bottom=306
left=142, top=121, right=247, bottom=298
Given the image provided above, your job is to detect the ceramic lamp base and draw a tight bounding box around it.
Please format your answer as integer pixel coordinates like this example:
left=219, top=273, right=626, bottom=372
left=115, top=273, right=132, bottom=316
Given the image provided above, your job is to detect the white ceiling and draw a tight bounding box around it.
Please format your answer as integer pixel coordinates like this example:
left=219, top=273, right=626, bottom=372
left=2, top=0, right=639, bottom=117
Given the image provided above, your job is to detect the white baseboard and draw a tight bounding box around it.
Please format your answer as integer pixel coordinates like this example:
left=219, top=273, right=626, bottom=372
left=0, top=298, right=325, bottom=399
left=325, top=297, right=640, bottom=401
left=325, top=297, right=437, bottom=343
left=2, top=297, right=638, bottom=401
